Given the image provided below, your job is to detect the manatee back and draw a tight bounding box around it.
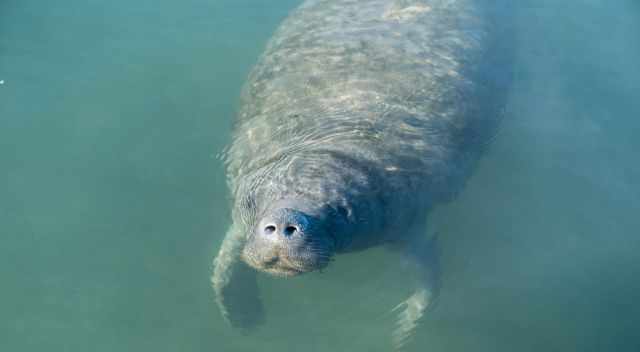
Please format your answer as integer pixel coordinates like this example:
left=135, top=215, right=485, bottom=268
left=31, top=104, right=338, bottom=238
left=226, top=0, right=508, bottom=209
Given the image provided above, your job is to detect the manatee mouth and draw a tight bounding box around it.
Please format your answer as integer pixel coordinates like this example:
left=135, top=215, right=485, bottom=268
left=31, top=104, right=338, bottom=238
left=243, top=241, right=334, bottom=277
left=261, top=258, right=305, bottom=276
left=242, top=234, right=335, bottom=277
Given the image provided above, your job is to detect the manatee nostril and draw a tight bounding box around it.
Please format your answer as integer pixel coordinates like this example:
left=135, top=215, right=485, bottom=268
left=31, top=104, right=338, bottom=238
left=283, top=226, right=298, bottom=236
left=264, top=225, right=276, bottom=234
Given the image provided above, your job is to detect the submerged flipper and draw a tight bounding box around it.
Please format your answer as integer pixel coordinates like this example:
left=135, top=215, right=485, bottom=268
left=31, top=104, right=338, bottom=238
left=211, top=226, right=264, bottom=330
left=391, top=233, right=440, bottom=350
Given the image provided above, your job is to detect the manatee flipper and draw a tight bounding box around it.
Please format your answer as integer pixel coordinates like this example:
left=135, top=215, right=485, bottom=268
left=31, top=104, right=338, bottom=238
left=391, top=233, right=440, bottom=351
left=211, top=226, right=264, bottom=330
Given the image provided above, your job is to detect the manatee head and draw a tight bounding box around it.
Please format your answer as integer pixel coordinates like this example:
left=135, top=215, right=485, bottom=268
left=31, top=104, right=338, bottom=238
left=241, top=198, right=343, bottom=277
left=234, top=149, right=384, bottom=276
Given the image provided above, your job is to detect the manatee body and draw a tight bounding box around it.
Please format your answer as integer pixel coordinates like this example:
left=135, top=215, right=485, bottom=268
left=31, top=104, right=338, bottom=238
left=213, top=0, right=507, bottom=347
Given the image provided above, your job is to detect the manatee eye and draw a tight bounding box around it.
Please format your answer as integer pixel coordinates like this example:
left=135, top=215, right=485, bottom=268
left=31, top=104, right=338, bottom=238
left=336, top=206, right=349, bottom=217
left=264, top=225, right=276, bottom=234
left=283, top=226, right=298, bottom=236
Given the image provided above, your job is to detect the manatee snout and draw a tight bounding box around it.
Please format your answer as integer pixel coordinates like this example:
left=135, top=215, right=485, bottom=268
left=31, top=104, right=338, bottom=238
left=258, top=207, right=310, bottom=240
left=242, top=200, right=337, bottom=276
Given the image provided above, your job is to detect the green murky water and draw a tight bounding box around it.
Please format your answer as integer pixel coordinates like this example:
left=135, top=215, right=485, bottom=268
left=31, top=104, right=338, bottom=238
left=1, top=1, right=639, bottom=351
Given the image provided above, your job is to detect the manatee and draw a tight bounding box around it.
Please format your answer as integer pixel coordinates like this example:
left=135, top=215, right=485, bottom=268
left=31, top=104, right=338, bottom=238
left=212, top=0, right=510, bottom=348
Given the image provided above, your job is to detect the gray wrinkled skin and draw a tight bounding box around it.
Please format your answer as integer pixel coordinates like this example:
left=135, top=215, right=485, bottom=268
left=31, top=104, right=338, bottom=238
left=213, top=0, right=509, bottom=347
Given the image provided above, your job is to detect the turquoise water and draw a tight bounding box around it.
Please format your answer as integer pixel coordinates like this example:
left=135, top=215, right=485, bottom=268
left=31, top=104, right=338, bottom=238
left=1, top=1, right=639, bottom=351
